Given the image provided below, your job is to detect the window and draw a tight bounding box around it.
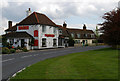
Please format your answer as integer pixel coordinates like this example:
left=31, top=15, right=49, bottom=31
left=42, top=38, right=46, bottom=47
left=59, top=29, right=62, bottom=34
left=83, top=34, right=87, bottom=37
left=53, top=39, right=57, bottom=46
left=78, top=40, right=80, bottom=43
left=34, top=39, right=38, bottom=46
left=86, top=34, right=88, bottom=37
left=91, top=34, right=95, bottom=38
left=75, top=40, right=78, bottom=44
left=10, top=39, right=14, bottom=45
left=53, top=27, right=56, bottom=33
left=77, top=34, right=80, bottom=38
left=34, top=30, right=38, bottom=37
left=71, top=33, right=74, bottom=38
left=42, top=25, right=46, bottom=33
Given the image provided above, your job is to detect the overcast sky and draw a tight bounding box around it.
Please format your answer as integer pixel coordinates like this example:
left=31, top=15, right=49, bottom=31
left=0, top=0, right=119, bottom=35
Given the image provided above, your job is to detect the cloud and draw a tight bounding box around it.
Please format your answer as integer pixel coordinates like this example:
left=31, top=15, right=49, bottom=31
left=0, top=0, right=119, bottom=35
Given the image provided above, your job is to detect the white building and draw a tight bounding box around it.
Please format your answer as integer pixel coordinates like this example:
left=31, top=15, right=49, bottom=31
left=4, top=9, right=68, bottom=50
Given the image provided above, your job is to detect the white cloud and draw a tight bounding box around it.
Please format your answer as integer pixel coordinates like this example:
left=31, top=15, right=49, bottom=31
left=0, top=0, right=119, bottom=35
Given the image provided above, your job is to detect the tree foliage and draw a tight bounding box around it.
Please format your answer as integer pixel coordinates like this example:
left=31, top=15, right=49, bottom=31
left=99, top=9, right=120, bottom=47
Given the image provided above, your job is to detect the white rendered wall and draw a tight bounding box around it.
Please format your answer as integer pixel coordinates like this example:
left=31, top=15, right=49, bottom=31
left=17, top=25, right=59, bottom=49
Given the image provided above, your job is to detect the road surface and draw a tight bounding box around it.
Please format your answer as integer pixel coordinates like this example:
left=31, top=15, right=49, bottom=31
left=2, top=46, right=108, bottom=80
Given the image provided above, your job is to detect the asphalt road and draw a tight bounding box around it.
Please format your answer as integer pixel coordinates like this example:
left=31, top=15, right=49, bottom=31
left=2, top=46, right=108, bottom=80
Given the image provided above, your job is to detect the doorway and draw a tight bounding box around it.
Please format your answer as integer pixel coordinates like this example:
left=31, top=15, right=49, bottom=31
left=21, top=39, right=25, bottom=48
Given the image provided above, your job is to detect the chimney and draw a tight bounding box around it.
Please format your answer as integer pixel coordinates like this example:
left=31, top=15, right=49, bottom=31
left=63, top=22, right=67, bottom=28
left=83, top=24, right=86, bottom=30
left=8, top=21, right=12, bottom=29
left=26, top=8, right=31, bottom=17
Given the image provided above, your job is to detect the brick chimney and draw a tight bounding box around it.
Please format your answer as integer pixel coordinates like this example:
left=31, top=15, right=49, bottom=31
left=8, top=21, right=12, bottom=29
left=83, top=24, right=86, bottom=30
left=63, top=22, right=67, bottom=28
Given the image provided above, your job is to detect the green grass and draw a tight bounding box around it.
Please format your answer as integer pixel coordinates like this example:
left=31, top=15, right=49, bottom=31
left=11, top=48, right=118, bottom=79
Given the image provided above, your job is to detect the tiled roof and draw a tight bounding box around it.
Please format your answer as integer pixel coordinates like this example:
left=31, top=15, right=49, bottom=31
left=5, top=25, right=17, bottom=31
left=67, top=28, right=95, bottom=39
left=2, top=32, right=33, bottom=38
left=5, top=12, right=57, bottom=31
left=56, top=25, right=69, bottom=37
left=17, top=12, right=57, bottom=27
left=67, top=28, right=94, bottom=33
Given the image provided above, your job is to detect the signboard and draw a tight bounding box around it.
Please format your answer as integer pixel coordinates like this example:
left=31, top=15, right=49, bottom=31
left=18, top=26, right=29, bottom=30
left=45, top=34, right=55, bottom=37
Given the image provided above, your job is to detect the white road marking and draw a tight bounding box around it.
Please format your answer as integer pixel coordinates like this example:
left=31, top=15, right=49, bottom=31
left=2, top=58, right=15, bottom=62
left=21, top=55, right=32, bottom=58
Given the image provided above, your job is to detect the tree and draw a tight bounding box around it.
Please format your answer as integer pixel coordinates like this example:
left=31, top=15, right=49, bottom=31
left=68, top=37, right=75, bottom=46
left=99, top=8, right=120, bottom=48
left=94, top=26, right=99, bottom=45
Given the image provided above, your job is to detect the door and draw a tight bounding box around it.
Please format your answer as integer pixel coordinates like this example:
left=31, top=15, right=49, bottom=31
left=21, top=39, right=25, bottom=48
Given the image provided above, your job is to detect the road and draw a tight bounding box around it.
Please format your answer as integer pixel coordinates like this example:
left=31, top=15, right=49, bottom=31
left=2, top=46, right=108, bottom=80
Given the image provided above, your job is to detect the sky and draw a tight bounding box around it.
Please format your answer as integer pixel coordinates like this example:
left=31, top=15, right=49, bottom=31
left=0, top=0, right=119, bottom=35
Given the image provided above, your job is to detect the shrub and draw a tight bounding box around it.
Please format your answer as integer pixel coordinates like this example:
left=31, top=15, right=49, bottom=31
left=85, top=44, right=89, bottom=46
left=10, top=48, right=16, bottom=53
left=22, top=47, right=28, bottom=52
left=16, top=45, right=22, bottom=50
left=2, top=47, right=10, bottom=54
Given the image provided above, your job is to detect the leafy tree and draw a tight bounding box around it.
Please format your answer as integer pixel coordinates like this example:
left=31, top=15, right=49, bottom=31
left=68, top=37, right=75, bottom=46
left=99, top=8, right=120, bottom=48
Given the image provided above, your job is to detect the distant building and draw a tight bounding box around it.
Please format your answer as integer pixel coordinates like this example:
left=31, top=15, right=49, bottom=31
left=67, top=24, right=96, bottom=46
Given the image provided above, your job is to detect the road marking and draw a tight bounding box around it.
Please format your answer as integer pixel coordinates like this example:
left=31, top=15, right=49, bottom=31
left=2, top=58, right=15, bottom=62
left=21, top=55, right=32, bottom=58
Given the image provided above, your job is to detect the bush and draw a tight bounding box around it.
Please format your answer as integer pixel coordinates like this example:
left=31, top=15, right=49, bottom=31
left=22, top=47, right=28, bottom=52
left=85, top=44, right=89, bottom=46
left=10, top=48, right=16, bottom=53
left=16, top=45, right=22, bottom=50
left=68, top=37, right=75, bottom=46
left=2, top=47, right=10, bottom=54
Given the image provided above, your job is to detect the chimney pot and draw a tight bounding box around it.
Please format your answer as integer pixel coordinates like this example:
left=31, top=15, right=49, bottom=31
left=83, top=24, right=86, bottom=30
left=63, top=22, right=67, bottom=28
left=26, top=8, right=31, bottom=17
left=8, top=21, right=12, bottom=29
left=29, top=8, right=31, bottom=11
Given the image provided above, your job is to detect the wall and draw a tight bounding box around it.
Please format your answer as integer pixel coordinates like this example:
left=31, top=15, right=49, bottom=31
left=74, top=39, right=95, bottom=46
left=17, top=25, right=59, bottom=49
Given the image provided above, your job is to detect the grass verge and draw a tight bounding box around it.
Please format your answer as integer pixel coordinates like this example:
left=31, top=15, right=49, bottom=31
left=11, top=48, right=118, bottom=79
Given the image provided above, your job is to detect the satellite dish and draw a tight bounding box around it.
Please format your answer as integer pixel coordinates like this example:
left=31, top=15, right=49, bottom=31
left=118, top=1, right=120, bottom=8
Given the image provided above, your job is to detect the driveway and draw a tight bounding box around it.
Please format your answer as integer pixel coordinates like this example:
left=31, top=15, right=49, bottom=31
left=2, top=45, right=108, bottom=80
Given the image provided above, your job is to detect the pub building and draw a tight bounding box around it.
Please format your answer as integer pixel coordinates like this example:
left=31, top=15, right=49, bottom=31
left=3, top=8, right=69, bottom=50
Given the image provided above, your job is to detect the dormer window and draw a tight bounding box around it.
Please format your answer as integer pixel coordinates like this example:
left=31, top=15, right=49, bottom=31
left=59, top=29, right=62, bottom=34
left=42, top=25, right=46, bottom=33
left=53, top=27, right=56, bottom=34
left=91, top=34, right=95, bottom=38
left=77, top=34, right=80, bottom=38
left=71, top=33, right=74, bottom=38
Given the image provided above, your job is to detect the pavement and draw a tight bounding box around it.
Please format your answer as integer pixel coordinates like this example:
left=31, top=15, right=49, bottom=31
left=2, top=45, right=108, bottom=81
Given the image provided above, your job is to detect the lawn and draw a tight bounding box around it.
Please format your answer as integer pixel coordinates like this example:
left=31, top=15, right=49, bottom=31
left=11, top=48, right=118, bottom=79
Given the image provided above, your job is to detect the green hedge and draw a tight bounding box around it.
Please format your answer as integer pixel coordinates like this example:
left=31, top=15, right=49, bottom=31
left=22, top=47, right=28, bottom=52
left=2, top=47, right=10, bottom=54
left=10, top=48, right=16, bottom=53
